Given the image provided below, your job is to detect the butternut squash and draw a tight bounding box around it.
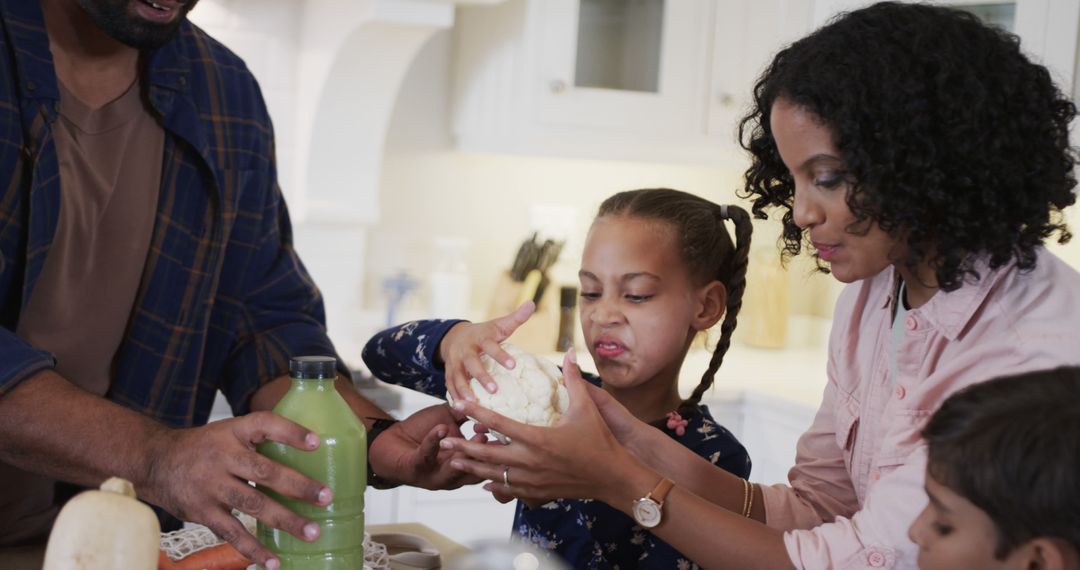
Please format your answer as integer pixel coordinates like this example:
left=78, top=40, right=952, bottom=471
left=43, top=477, right=161, bottom=570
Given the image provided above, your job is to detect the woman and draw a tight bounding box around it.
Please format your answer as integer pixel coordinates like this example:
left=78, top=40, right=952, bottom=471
left=441, top=3, right=1080, bottom=568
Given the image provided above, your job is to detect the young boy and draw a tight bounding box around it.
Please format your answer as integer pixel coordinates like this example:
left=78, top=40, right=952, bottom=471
left=909, top=367, right=1080, bottom=570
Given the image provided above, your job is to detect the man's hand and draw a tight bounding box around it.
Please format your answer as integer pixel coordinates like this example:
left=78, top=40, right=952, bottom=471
left=144, top=412, right=330, bottom=570
left=368, top=403, right=484, bottom=490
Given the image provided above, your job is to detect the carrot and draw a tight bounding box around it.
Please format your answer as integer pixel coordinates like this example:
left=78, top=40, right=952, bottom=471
left=158, top=543, right=253, bottom=570
left=159, top=550, right=179, bottom=570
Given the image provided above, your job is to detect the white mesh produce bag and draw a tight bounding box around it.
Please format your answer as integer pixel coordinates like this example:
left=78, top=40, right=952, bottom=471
left=159, top=512, right=390, bottom=570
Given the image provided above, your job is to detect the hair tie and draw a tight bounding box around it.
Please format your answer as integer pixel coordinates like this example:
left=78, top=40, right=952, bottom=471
left=719, top=205, right=729, bottom=219
left=665, top=411, right=689, bottom=437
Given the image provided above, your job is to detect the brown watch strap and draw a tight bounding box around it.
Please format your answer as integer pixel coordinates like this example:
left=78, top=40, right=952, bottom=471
left=649, top=477, right=675, bottom=506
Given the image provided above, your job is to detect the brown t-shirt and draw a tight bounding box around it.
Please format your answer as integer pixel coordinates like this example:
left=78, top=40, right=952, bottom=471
left=0, top=80, right=163, bottom=547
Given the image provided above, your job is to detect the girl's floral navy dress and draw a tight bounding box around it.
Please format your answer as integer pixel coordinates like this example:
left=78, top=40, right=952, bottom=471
left=362, top=320, right=752, bottom=570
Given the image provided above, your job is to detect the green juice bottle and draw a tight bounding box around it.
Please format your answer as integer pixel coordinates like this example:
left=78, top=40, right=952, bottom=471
left=256, top=356, right=366, bottom=569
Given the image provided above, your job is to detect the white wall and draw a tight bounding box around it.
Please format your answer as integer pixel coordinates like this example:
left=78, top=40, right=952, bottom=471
left=1050, top=209, right=1080, bottom=268
left=189, top=1, right=369, bottom=361
left=188, top=0, right=302, bottom=204
left=189, top=0, right=452, bottom=366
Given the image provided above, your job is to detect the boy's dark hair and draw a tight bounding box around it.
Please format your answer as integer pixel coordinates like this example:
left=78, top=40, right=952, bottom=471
left=739, top=1, right=1076, bottom=291
left=923, top=367, right=1080, bottom=558
left=596, top=189, right=752, bottom=415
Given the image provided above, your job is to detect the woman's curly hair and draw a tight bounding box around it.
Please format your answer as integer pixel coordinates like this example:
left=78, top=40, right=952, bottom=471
left=738, top=1, right=1076, bottom=290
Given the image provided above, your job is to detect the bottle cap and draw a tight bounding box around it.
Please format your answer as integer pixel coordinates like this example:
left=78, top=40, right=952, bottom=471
left=560, top=286, right=578, bottom=308
left=290, top=356, right=338, bottom=379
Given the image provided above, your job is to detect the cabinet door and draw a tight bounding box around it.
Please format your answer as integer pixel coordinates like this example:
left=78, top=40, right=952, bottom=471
left=812, top=0, right=1080, bottom=96
left=532, top=0, right=714, bottom=136
left=708, top=0, right=814, bottom=154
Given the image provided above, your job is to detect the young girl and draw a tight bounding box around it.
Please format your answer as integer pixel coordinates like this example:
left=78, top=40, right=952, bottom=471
left=438, top=4, right=1080, bottom=569
left=363, top=188, right=753, bottom=569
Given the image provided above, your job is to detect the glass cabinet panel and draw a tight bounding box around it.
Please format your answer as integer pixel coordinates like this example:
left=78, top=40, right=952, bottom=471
left=813, top=0, right=1078, bottom=97
left=951, top=2, right=1016, bottom=31
left=574, top=0, right=665, bottom=92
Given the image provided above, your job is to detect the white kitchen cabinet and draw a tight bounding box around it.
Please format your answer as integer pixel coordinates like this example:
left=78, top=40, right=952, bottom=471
left=812, top=0, right=1080, bottom=97
left=534, top=0, right=713, bottom=135
left=708, top=0, right=815, bottom=154
left=451, top=0, right=814, bottom=167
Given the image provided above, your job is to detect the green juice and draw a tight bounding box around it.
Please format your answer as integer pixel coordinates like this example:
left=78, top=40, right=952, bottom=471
left=256, top=356, right=366, bottom=569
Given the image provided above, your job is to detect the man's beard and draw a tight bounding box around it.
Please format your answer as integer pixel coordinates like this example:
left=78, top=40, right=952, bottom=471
left=76, top=0, right=197, bottom=50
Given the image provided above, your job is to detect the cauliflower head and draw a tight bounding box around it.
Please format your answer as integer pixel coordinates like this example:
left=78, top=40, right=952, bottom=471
left=451, top=343, right=569, bottom=435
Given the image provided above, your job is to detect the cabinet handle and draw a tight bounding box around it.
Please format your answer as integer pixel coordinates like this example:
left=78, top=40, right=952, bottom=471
left=550, top=79, right=568, bottom=94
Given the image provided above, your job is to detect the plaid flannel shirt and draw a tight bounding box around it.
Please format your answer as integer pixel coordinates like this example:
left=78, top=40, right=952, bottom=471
left=0, top=0, right=343, bottom=427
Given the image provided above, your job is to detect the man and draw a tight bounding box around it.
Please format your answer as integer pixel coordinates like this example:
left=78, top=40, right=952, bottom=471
left=0, top=0, right=476, bottom=567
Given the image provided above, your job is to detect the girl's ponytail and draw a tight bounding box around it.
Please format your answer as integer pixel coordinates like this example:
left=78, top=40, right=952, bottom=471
left=680, top=205, right=752, bottom=415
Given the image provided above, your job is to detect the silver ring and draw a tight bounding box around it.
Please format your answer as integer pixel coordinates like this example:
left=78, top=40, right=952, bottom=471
left=502, top=466, right=511, bottom=488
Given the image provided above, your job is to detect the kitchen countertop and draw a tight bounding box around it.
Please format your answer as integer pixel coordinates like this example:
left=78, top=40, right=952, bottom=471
left=369, top=522, right=469, bottom=569
left=203, top=315, right=835, bottom=424
left=679, top=342, right=828, bottom=410
left=569, top=340, right=830, bottom=412
left=349, top=323, right=833, bottom=420
left=205, top=371, right=407, bottom=424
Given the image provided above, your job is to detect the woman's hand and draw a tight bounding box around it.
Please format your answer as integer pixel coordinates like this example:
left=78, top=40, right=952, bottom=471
left=439, top=351, right=643, bottom=506
left=581, top=376, right=651, bottom=454
left=437, top=301, right=535, bottom=402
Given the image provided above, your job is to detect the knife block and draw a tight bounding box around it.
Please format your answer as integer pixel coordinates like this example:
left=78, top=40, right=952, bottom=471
left=487, top=271, right=560, bottom=354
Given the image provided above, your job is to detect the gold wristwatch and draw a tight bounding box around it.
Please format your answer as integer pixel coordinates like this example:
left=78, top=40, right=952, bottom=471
left=632, top=477, right=674, bottom=528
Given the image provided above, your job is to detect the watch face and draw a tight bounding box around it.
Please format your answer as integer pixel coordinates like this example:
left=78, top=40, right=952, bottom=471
left=633, top=498, right=662, bottom=528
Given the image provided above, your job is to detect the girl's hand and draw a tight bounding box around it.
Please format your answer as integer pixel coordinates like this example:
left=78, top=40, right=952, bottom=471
left=438, top=301, right=535, bottom=402
left=440, top=351, right=640, bottom=505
